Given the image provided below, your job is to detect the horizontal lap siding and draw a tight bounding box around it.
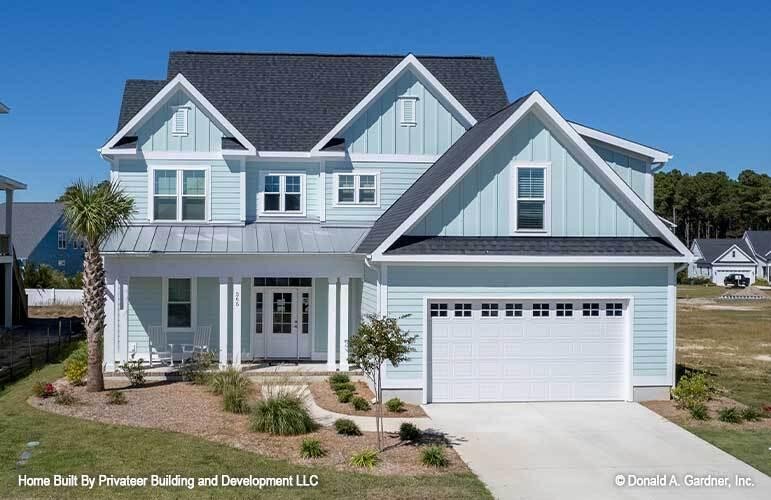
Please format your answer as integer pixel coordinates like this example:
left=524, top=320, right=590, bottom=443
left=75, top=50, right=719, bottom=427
left=361, top=265, right=378, bottom=316
left=385, top=266, right=670, bottom=383
left=245, top=162, right=320, bottom=222
left=210, top=160, right=242, bottom=221
left=116, top=160, right=149, bottom=221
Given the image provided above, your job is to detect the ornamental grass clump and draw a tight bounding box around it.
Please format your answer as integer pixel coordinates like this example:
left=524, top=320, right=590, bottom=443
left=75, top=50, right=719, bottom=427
left=420, top=445, right=449, bottom=467
left=300, top=439, right=326, bottom=459
left=251, top=395, right=317, bottom=435
left=107, top=390, right=127, bottom=405
left=717, top=406, right=743, bottom=424
left=349, top=449, right=379, bottom=469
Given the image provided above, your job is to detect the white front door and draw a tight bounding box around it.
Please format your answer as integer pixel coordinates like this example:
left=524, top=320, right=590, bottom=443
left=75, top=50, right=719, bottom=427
left=253, top=287, right=312, bottom=359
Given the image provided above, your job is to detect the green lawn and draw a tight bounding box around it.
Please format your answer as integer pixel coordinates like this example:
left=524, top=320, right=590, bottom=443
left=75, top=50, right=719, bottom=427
left=0, top=364, right=490, bottom=499
left=677, top=285, right=725, bottom=299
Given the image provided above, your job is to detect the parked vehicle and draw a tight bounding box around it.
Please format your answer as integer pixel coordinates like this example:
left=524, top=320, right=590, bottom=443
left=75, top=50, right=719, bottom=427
left=724, top=274, right=750, bottom=288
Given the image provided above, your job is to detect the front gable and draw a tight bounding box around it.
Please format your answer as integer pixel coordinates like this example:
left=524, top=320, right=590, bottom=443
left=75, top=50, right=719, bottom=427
left=408, top=111, right=646, bottom=237
left=714, top=244, right=754, bottom=264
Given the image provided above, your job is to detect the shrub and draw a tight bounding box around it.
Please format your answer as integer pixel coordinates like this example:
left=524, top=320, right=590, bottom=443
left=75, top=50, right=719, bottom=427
left=420, top=445, right=449, bottom=467
left=223, top=385, right=251, bottom=414
left=107, top=390, right=127, bottom=405
left=740, top=406, right=763, bottom=422
left=688, top=403, right=710, bottom=420
left=300, top=439, right=326, bottom=459
left=385, top=397, right=405, bottom=413
left=399, top=422, right=421, bottom=443
left=351, top=396, right=371, bottom=411
left=32, top=381, right=54, bottom=398
left=179, top=351, right=216, bottom=385
left=334, top=418, right=361, bottom=436
left=753, top=277, right=770, bottom=286
left=63, top=341, right=88, bottom=386
left=331, top=382, right=356, bottom=394
left=119, top=359, right=146, bottom=387
left=251, top=395, right=317, bottom=435
left=328, top=373, right=350, bottom=385
left=54, top=387, right=76, bottom=405
left=349, top=449, right=379, bottom=469
left=717, top=407, right=743, bottom=423
left=671, top=372, right=713, bottom=409
left=336, top=389, right=354, bottom=403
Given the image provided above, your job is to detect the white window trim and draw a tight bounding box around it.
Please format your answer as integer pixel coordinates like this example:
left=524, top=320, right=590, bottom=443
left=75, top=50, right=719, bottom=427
left=171, top=106, right=190, bottom=136
left=511, top=162, right=551, bottom=235
left=162, top=277, right=198, bottom=332
left=57, top=230, right=67, bottom=250
left=333, top=171, right=381, bottom=207
left=399, top=96, right=418, bottom=127
left=148, top=166, right=210, bottom=223
left=259, top=172, right=307, bottom=217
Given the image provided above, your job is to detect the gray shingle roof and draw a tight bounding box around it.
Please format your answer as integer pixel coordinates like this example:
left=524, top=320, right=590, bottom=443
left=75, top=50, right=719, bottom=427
left=745, top=230, right=771, bottom=258
left=385, top=236, right=680, bottom=257
left=101, top=223, right=368, bottom=254
left=116, top=52, right=509, bottom=151
left=356, top=94, right=532, bottom=254
left=0, top=203, right=63, bottom=259
left=693, top=238, right=754, bottom=263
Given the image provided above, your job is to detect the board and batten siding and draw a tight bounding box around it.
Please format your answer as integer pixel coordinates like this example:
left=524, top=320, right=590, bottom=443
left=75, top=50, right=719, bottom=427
left=588, top=140, right=652, bottom=207
left=342, top=71, right=466, bottom=156
left=408, top=112, right=648, bottom=238
left=135, top=90, right=225, bottom=153
left=383, top=265, right=670, bottom=386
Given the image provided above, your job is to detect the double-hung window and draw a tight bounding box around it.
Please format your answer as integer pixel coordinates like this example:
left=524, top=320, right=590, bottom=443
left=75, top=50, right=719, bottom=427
left=57, top=231, right=67, bottom=250
left=262, top=173, right=305, bottom=215
left=335, top=173, right=379, bottom=206
left=515, top=165, right=548, bottom=232
left=165, top=278, right=195, bottom=329
left=152, top=168, right=207, bottom=222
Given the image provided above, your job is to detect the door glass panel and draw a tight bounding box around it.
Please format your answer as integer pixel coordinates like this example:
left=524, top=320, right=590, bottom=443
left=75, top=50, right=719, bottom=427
left=255, top=292, right=263, bottom=334
left=272, top=293, right=292, bottom=334
left=301, top=292, right=310, bottom=334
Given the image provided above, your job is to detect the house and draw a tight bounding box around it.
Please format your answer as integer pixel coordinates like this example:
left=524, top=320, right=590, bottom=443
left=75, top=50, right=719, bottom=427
left=98, top=51, right=692, bottom=404
left=743, top=230, right=771, bottom=280
left=0, top=202, right=85, bottom=276
left=0, top=175, right=28, bottom=328
left=689, top=239, right=757, bottom=285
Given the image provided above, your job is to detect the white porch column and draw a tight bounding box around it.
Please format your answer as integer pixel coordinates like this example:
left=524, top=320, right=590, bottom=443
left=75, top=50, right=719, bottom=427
left=232, top=278, right=242, bottom=368
left=219, top=277, right=229, bottom=368
left=327, top=277, right=338, bottom=371
left=104, top=279, right=116, bottom=371
left=4, top=189, right=12, bottom=328
left=120, top=278, right=129, bottom=362
left=339, top=277, right=349, bottom=371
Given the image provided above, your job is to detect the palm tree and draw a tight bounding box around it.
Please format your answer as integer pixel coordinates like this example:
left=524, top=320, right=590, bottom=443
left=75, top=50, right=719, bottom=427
left=60, top=180, right=134, bottom=392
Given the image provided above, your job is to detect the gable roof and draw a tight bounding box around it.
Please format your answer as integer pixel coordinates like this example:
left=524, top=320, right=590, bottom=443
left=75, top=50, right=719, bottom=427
left=744, top=230, right=771, bottom=258
left=113, top=52, right=509, bottom=152
left=357, top=91, right=692, bottom=259
left=692, top=238, right=754, bottom=263
left=0, top=202, right=63, bottom=259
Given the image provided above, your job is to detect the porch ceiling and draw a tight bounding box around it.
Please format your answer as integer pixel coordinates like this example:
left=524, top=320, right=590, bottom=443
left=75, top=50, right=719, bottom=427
left=101, top=223, right=368, bottom=254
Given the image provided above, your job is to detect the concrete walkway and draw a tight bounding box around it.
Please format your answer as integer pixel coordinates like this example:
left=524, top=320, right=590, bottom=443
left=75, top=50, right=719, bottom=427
left=424, top=402, right=770, bottom=500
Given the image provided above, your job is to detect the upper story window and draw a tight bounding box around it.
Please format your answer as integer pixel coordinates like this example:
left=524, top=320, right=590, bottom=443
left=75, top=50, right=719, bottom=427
left=399, top=96, right=418, bottom=126
left=335, top=173, right=379, bottom=206
left=515, top=165, right=548, bottom=232
left=261, top=173, right=305, bottom=216
left=151, top=168, right=208, bottom=222
left=171, top=107, right=189, bottom=136
left=57, top=231, right=67, bottom=250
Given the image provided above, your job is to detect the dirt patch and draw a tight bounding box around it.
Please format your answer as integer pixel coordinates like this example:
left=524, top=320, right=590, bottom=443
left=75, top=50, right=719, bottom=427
left=700, top=304, right=758, bottom=311
left=309, top=382, right=426, bottom=418
left=30, top=379, right=458, bottom=476
left=643, top=397, right=771, bottom=431
left=752, top=354, right=771, bottom=362
left=28, top=305, right=83, bottom=318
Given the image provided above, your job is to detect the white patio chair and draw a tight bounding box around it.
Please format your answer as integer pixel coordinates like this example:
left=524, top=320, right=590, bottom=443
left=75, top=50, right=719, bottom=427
left=148, top=325, right=173, bottom=367
left=181, top=325, right=212, bottom=363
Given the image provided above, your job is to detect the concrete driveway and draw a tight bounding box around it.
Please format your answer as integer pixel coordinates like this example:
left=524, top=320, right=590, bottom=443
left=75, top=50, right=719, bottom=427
left=424, top=402, right=770, bottom=499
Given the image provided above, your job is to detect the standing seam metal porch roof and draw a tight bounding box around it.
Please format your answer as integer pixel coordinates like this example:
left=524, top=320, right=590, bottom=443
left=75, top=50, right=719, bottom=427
left=101, top=224, right=368, bottom=254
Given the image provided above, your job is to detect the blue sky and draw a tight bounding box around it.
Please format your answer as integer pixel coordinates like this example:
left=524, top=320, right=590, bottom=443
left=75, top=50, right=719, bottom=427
left=1, top=0, right=769, bottom=201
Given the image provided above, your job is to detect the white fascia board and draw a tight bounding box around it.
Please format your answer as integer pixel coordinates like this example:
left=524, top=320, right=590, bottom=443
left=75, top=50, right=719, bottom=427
left=568, top=121, right=672, bottom=163
left=372, top=255, right=691, bottom=264
left=0, top=175, right=27, bottom=190
left=101, top=74, right=256, bottom=154
left=310, top=54, right=477, bottom=153
left=713, top=244, right=755, bottom=264
left=370, top=91, right=693, bottom=261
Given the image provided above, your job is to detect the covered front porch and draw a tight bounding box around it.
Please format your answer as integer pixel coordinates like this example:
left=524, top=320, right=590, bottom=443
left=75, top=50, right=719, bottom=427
left=103, top=253, right=366, bottom=372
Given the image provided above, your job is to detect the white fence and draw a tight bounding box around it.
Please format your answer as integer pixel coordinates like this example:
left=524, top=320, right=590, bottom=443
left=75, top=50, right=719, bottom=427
left=25, top=288, right=83, bottom=306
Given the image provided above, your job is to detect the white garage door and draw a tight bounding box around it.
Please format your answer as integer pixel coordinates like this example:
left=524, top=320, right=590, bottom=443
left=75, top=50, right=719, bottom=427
left=713, top=268, right=755, bottom=286
left=429, top=300, right=628, bottom=402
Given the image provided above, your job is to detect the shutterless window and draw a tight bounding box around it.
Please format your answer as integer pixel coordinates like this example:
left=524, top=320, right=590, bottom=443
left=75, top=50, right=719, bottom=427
left=337, top=174, right=377, bottom=205
left=516, top=167, right=546, bottom=231
left=582, top=303, right=600, bottom=317
left=454, top=303, right=472, bottom=317
left=556, top=303, right=573, bottom=317
left=167, top=278, right=192, bottom=328
left=481, top=303, right=499, bottom=317
left=533, top=303, right=550, bottom=317
left=57, top=231, right=67, bottom=250
left=606, top=303, right=623, bottom=317
left=505, top=303, right=523, bottom=317
left=153, top=169, right=206, bottom=221
left=430, top=303, right=448, bottom=318
left=264, top=174, right=303, bottom=213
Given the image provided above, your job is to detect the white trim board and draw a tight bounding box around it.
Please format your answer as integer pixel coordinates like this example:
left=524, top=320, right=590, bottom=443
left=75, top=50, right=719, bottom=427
left=310, top=54, right=477, bottom=153
left=368, top=91, right=693, bottom=261
left=712, top=244, right=755, bottom=264
left=569, top=121, right=672, bottom=163
left=101, top=74, right=256, bottom=154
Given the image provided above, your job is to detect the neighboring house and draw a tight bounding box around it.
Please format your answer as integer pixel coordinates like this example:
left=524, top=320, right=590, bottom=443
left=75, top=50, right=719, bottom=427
left=0, top=202, right=85, bottom=276
left=0, top=175, right=28, bottom=328
left=0, top=102, right=8, bottom=114
left=689, top=238, right=757, bottom=285
left=98, top=51, right=691, bottom=404
left=743, top=230, right=771, bottom=280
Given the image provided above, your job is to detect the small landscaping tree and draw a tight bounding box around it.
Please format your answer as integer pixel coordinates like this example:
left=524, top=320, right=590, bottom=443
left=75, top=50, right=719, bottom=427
left=347, top=313, right=416, bottom=450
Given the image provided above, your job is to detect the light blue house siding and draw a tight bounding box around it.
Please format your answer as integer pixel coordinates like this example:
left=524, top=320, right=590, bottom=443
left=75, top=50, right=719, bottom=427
left=409, top=112, right=648, bottom=237
left=588, top=139, right=652, bottom=207
left=361, top=265, right=378, bottom=317
left=135, top=90, right=225, bottom=153
left=342, top=71, right=466, bottom=156
left=384, top=265, right=670, bottom=383
left=245, top=161, right=320, bottom=221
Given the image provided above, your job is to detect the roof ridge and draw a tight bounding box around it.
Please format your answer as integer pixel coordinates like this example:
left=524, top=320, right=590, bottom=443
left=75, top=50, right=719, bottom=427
left=169, top=50, right=495, bottom=60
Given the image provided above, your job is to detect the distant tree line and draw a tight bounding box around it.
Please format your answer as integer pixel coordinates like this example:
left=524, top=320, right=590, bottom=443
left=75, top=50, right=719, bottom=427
left=654, top=169, right=771, bottom=246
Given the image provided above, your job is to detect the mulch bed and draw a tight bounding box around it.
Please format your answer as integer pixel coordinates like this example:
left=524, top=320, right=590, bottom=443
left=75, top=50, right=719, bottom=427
left=643, top=396, right=771, bottom=430
left=309, top=381, right=426, bottom=418
left=30, top=379, right=462, bottom=476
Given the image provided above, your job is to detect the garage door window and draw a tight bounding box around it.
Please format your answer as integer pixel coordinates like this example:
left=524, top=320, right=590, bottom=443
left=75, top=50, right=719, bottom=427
left=481, top=303, right=499, bottom=317
left=533, top=303, right=550, bottom=317
left=454, top=303, right=472, bottom=317
left=505, top=303, right=523, bottom=317
left=556, top=303, right=573, bottom=317
left=582, top=303, right=600, bottom=317
left=605, top=303, right=623, bottom=317
left=430, top=303, right=448, bottom=317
